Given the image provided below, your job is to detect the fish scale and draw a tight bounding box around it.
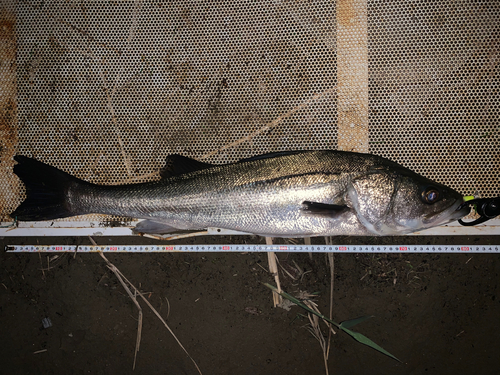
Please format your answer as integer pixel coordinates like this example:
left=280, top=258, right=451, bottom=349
left=11, top=150, right=470, bottom=237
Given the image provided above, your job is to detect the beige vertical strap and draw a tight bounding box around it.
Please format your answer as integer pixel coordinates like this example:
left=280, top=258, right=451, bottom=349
left=336, top=0, right=369, bottom=153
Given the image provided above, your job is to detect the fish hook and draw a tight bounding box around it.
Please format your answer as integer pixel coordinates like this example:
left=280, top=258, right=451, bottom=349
left=458, top=197, right=500, bottom=226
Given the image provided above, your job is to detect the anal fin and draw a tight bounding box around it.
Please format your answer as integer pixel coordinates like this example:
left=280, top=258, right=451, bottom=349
left=133, top=220, right=183, bottom=234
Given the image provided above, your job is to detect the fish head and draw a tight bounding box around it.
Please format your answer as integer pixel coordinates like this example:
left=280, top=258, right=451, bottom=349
left=348, top=168, right=470, bottom=235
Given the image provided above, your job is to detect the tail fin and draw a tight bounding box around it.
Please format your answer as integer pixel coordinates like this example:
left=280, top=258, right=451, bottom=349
left=11, top=155, right=85, bottom=221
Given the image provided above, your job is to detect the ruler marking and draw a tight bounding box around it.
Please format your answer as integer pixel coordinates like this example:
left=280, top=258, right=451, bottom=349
left=4, top=245, right=500, bottom=253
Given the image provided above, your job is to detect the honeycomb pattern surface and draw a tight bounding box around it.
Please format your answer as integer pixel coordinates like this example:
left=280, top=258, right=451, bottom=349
left=6, top=0, right=339, bottom=220
left=368, top=0, right=499, bottom=197
left=0, top=0, right=498, bottom=224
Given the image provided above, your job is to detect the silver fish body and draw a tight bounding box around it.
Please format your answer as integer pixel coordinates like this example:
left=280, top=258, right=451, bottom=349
left=12, top=150, right=469, bottom=236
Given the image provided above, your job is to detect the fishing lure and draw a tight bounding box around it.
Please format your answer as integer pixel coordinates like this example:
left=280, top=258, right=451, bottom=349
left=458, top=196, right=500, bottom=226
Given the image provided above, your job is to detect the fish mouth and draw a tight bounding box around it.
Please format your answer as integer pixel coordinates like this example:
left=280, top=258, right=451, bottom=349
left=423, top=198, right=470, bottom=225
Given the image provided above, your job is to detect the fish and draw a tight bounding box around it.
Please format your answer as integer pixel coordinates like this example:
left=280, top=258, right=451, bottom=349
left=11, top=150, right=470, bottom=237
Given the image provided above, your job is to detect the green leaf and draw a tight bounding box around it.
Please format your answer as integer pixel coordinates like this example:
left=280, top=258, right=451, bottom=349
left=340, top=315, right=374, bottom=329
left=340, top=326, right=401, bottom=362
left=263, top=283, right=341, bottom=328
left=262, top=283, right=401, bottom=362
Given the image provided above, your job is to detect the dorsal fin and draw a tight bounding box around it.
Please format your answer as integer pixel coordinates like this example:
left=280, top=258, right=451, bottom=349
left=160, top=154, right=215, bottom=178
left=238, top=150, right=306, bottom=163
left=161, top=151, right=309, bottom=178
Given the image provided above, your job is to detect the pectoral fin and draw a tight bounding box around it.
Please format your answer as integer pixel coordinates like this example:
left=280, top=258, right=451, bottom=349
left=301, top=201, right=349, bottom=217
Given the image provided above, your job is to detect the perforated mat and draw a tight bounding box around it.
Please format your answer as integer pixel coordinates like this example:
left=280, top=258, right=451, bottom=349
left=0, top=0, right=498, bottom=231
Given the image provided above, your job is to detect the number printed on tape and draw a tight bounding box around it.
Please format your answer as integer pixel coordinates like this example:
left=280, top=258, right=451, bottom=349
left=5, top=244, right=500, bottom=253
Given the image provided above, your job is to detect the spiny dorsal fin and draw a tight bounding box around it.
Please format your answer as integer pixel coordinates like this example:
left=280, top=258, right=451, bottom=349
left=161, top=151, right=313, bottom=178
left=160, top=154, right=215, bottom=178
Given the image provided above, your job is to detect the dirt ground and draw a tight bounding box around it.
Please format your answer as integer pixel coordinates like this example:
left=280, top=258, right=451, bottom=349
left=1, top=235, right=499, bottom=375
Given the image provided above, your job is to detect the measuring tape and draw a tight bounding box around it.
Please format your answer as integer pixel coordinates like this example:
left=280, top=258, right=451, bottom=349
left=5, top=244, right=500, bottom=253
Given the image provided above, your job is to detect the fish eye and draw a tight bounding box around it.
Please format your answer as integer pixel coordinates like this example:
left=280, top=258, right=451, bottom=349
left=422, top=188, right=440, bottom=204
